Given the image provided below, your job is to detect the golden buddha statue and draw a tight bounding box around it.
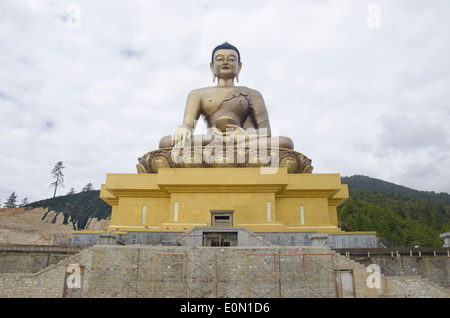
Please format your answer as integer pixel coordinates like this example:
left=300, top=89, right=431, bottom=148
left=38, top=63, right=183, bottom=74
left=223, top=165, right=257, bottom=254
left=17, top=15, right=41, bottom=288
left=159, top=42, right=293, bottom=150
left=137, top=42, right=312, bottom=174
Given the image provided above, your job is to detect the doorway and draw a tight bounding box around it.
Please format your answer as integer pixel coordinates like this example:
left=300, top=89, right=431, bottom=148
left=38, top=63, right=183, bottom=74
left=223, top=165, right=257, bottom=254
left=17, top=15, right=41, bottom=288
left=338, top=270, right=355, bottom=298
left=203, top=231, right=238, bottom=247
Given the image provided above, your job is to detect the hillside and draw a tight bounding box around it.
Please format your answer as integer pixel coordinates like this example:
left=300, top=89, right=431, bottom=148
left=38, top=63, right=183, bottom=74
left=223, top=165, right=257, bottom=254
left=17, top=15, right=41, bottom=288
left=0, top=190, right=111, bottom=245
left=342, top=175, right=450, bottom=205
left=0, top=207, right=109, bottom=245
left=339, top=176, right=450, bottom=247
left=25, top=190, right=111, bottom=230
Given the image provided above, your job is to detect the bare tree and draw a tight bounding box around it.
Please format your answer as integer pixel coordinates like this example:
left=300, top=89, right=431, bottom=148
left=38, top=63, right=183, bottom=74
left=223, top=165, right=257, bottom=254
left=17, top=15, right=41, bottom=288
left=50, top=161, right=65, bottom=198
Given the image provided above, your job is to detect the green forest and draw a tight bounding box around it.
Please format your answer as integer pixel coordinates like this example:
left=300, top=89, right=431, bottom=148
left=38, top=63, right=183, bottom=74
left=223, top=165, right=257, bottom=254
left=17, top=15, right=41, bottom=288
left=338, top=175, right=450, bottom=247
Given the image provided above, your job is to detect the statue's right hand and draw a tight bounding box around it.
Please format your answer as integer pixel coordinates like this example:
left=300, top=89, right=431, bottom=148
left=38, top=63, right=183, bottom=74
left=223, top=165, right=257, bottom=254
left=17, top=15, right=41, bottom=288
left=171, top=125, right=192, bottom=146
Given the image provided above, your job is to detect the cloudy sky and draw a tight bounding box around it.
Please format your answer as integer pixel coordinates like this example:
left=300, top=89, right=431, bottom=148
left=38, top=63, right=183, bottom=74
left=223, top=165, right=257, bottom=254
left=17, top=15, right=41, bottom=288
left=1, top=0, right=449, bottom=204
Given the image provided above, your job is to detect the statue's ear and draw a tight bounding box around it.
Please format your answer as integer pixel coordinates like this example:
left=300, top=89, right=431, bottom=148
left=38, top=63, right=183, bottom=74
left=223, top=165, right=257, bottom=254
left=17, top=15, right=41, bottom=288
left=236, top=62, right=242, bottom=83
left=210, top=62, right=216, bottom=82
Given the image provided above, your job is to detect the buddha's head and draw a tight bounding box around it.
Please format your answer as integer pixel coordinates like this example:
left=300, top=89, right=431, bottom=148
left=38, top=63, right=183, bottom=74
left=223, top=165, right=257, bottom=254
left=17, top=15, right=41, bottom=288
left=210, top=42, right=242, bottom=83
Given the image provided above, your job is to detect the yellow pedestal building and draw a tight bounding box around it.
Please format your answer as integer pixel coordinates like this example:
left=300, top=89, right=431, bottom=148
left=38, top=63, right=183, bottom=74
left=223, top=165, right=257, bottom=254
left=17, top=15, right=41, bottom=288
left=87, top=167, right=376, bottom=248
left=101, top=168, right=346, bottom=234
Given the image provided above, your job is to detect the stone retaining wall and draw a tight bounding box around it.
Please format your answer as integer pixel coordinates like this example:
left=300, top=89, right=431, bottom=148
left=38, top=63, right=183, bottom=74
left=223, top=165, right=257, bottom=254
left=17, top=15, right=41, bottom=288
left=0, top=245, right=448, bottom=298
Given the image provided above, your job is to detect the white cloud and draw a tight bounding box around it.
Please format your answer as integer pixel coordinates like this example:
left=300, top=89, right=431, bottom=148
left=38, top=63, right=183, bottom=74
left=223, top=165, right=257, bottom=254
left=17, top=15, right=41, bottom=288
left=1, top=0, right=450, bottom=204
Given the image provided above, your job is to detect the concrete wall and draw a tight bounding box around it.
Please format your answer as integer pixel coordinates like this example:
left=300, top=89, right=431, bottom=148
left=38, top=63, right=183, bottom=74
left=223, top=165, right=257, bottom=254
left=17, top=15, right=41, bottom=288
left=0, top=246, right=84, bottom=274
left=71, top=230, right=377, bottom=248
left=334, top=248, right=450, bottom=291
left=259, top=232, right=377, bottom=248
left=0, top=257, right=67, bottom=298
left=1, top=245, right=448, bottom=298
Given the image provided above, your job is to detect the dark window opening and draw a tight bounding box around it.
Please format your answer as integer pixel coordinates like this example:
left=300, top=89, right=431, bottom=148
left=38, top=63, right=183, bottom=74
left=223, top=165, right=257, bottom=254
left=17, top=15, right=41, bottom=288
left=211, top=241, right=231, bottom=247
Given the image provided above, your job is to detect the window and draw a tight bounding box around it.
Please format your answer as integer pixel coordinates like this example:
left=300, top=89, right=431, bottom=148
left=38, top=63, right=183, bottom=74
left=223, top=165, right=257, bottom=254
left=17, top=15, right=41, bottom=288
left=210, top=210, right=234, bottom=227
left=212, top=215, right=231, bottom=227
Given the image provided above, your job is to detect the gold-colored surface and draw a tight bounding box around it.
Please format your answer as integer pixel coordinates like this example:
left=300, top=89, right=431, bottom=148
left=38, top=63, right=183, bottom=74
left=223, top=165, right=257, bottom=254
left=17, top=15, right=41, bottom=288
left=138, top=42, right=314, bottom=173
left=158, top=42, right=294, bottom=150
left=137, top=146, right=313, bottom=174
left=100, top=168, right=349, bottom=234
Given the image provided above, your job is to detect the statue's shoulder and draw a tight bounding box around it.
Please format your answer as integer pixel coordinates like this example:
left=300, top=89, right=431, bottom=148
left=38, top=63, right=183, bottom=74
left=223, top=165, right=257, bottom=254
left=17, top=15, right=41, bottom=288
left=185, top=87, right=208, bottom=102
left=187, top=86, right=216, bottom=96
left=187, top=86, right=263, bottom=99
left=238, top=86, right=264, bottom=99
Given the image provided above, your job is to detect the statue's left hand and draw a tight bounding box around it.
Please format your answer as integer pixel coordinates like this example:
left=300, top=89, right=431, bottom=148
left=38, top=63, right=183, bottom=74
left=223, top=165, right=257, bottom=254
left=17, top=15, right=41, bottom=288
left=171, top=124, right=192, bottom=146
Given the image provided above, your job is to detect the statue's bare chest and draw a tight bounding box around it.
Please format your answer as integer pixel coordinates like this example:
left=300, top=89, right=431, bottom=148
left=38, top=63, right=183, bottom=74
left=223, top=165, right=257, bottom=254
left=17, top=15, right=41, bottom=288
left=200, top=88, right=249, bottom=117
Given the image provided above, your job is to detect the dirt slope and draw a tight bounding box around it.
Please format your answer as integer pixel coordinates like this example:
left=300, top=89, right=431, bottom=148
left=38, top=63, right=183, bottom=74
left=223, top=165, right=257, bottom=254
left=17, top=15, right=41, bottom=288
left=0, top=207, right=110, bottom=245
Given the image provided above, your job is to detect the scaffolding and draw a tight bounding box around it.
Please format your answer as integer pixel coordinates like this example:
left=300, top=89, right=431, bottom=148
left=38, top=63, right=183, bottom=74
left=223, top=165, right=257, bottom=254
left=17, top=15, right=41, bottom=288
left=176, top=234, right=223, bottom=247
left=244, top=253, right=340, bottom=298
left=63, top=249, right=217, bottom=298
left=121, top=251, right=218, bottom=298
left=421, top=256, right=449, bottom=289
left=63, top=249, right=106, bottom=298
left=60, top=247, right=450, bottom=298
left=63, top=249, right=342, bottom=298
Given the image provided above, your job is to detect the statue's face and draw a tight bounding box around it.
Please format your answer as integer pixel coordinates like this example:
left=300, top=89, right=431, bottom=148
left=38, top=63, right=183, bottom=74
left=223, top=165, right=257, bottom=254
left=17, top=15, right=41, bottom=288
left=211, top=49, right=242, bottom=80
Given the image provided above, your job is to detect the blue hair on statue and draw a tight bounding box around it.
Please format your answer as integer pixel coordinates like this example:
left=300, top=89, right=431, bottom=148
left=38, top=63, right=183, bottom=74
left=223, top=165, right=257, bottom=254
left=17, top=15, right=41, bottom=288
left=211, top=42, right=241, bottom=62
